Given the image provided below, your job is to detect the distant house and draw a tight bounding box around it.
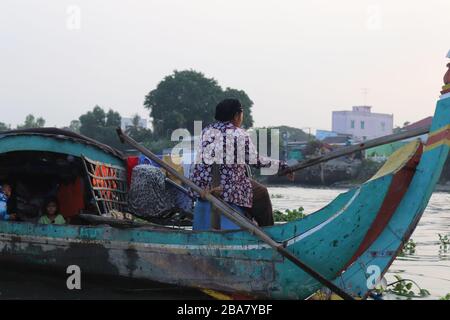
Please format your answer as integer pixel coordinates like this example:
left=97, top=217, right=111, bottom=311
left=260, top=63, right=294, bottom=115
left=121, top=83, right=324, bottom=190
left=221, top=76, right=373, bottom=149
left=322, top=135, right=352, bottom=146
left=286, top=141, right=309, bottom=161
left=404, top=116, right=433, bottom=131
left=120, top=117, right=148, bottom=131
left=315, top=129, right=338, bottom=141
left=332, top=106, right=393, bottom=141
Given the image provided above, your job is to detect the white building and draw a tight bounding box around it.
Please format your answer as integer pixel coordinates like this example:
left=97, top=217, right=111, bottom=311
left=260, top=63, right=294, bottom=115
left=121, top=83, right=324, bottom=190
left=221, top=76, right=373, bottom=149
left=332, top=106, right=393, bottom=141
left=120, top=117, right=148, bottom=131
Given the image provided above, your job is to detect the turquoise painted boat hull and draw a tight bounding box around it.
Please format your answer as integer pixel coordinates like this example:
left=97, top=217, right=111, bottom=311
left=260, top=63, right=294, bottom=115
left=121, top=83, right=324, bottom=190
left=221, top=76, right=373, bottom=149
left=334, top=95, right=450, bottom=298
left=0, top=96, right=449, bottom=299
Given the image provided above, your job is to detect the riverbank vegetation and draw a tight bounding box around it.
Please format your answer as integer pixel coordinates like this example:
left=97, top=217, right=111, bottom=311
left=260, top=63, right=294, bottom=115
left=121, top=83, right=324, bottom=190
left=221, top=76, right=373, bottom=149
left=273, top=207, right=306, bottom=222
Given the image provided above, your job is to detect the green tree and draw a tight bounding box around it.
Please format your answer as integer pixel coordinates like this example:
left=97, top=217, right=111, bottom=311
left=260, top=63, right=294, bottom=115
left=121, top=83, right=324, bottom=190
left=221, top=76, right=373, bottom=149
left=78, top=106, right=123, bottom=150
left=251, top=125, right=312, bottom=158
left=0, top=122, right=10, bottom=131
left=69, top=120, right=81, bottom=133
left=144, top=70, right=254, bottom=138
left=106, top=110, right=121, bottom=127
left=125, top=114, right=153, bottom=143
left=269, top=125, right=312, bottom=142
left=17, top=114, right=46, bottom=129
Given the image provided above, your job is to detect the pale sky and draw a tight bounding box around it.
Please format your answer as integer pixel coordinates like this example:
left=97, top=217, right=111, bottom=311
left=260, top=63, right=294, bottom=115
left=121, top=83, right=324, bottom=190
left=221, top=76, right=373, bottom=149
left=1, top=0, right=449, bottom=133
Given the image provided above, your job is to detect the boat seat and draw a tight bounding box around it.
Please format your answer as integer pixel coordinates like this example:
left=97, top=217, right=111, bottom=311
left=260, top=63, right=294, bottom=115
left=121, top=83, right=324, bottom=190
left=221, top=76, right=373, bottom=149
left=193, top=200, right=243, bottom=231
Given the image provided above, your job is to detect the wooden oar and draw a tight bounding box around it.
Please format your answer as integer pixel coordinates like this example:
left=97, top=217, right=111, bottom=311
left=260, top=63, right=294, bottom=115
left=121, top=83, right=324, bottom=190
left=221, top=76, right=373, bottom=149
left=116, top=128, right=355, bottom=301
left=279, top=125, right=430, bottom=176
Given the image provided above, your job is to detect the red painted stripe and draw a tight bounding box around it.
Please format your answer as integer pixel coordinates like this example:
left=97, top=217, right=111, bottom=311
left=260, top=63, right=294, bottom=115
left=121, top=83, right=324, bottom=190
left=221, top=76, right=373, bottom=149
left=341, top=143, right=423, bottom=271
left=426, top=128, right=450, bottom=146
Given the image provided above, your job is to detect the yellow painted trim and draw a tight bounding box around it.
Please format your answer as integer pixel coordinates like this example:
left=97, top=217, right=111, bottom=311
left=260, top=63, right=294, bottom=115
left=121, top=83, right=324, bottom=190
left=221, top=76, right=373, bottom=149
left=369, top=140, right=421, bottom=181
left=201, top=289, right=233, bottom=300
left=424, top=140, right=450, bottom=152
left=424, top=124, right=450, bottom=152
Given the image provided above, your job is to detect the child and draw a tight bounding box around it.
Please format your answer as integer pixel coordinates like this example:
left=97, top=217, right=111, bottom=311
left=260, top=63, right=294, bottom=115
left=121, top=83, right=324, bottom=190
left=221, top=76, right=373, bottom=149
left=0, top=183, right=16, bottom=221
left=38, top=198, right=66, bottom=225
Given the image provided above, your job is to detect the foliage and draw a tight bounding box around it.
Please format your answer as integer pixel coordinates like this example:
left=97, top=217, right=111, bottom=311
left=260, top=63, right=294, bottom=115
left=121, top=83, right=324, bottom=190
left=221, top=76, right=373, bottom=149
left=440, top=293, right=450, bottom=300
left=251, top=126, right=311, bottom=158
left=387, top=275, right=430, bottom=299
left=17, top=114, right=46, bottom=129
left=399, top=239, right=416, bottom=256
left=0, top=122, right=10, bottom=131
left=273, top=207, right=305, bottom=222
left=78, top=106, right=124, bottom=150
left=144, top=70, right=254, bottom=138
left=271, top=125, right=312, bottom=142
left=438, top=233, right=450, bottom=252
left=141, top=137, right=175, bottom=155
left=69, top=120, right=81, bottom=133
left=125, top=114, right=153, bottom=143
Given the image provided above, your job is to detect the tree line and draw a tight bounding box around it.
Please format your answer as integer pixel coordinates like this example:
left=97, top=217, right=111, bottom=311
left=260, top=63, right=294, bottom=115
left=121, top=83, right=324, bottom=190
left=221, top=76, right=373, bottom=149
left=0, top=70, right=256, bottom=153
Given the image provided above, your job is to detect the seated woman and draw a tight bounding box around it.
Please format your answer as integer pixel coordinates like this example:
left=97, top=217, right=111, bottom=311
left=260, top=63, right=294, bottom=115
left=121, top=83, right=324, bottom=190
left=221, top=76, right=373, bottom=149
left=38, top=198, right=66, bottom=225
left=190, top=99, right=294, bottom=230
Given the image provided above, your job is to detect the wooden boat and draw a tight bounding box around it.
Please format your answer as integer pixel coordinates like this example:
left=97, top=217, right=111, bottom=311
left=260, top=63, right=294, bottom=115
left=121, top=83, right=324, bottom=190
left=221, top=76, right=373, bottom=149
left=1, top=83, right=450, bottom=300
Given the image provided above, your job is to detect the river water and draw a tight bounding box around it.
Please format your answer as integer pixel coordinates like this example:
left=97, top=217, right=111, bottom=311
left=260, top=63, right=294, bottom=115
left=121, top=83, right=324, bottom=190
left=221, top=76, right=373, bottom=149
left=268, top=186, right=450, bottom=300
left=0, top=186, right=448, bottom=300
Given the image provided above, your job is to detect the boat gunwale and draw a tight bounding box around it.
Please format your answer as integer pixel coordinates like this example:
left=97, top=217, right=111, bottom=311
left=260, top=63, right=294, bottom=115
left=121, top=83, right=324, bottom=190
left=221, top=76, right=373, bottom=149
left=0, top=128, right=124, bottom=161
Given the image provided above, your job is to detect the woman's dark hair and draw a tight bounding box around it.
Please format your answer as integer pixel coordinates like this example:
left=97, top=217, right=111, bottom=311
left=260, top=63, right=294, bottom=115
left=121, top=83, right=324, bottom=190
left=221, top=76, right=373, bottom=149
left=215, top=99, right=243, bottom=122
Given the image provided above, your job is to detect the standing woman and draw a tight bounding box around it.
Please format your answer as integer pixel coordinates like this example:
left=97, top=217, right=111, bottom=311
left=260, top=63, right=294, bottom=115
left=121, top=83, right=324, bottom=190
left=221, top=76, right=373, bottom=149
left=190, top=99, right=294, bottom=230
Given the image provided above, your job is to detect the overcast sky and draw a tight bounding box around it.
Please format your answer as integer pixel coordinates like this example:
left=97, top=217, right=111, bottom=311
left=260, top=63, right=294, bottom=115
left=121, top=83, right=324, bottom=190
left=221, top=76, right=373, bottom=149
left=1, top=0, right=449, bottom=132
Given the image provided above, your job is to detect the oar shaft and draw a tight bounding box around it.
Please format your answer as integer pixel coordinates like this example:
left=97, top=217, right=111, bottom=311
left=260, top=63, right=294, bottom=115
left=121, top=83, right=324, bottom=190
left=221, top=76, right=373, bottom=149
left=280, top=125, right=430, bottom=176
left=116, top=128, right=354, bottom=300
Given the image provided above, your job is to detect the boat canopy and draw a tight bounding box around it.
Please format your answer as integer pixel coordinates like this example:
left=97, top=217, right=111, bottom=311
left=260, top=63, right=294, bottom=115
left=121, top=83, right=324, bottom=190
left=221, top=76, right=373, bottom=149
left=0, top=128, right=124, bottom=166
left=0, top=128, right=126, bottom=221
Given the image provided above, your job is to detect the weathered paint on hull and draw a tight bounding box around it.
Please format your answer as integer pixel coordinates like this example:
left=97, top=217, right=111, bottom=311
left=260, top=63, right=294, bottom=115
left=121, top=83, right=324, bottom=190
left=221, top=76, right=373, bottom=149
left=335, top=95, right=450, bottom=298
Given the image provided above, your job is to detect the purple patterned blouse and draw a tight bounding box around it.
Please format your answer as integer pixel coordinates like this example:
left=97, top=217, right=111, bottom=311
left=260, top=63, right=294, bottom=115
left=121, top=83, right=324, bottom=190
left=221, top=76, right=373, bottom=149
left=190, top=121, right=287, bottom=208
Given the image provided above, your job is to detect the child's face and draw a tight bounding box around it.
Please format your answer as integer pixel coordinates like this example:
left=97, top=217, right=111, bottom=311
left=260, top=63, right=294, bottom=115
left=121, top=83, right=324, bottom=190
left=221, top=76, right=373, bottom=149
left=2, top=185, right=11, bottom=198
left=46, top=202, right=58, bottom=216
